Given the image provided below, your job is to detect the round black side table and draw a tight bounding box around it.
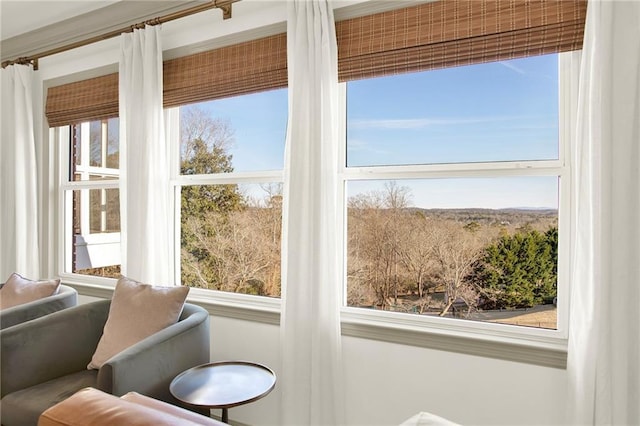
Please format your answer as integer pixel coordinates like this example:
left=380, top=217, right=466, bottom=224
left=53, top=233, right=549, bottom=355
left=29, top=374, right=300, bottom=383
left=170, top=361, right=276, bottom=424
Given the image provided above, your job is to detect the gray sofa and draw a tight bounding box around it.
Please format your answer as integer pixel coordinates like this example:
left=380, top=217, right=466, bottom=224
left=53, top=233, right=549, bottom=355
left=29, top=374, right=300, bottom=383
left=0, top=299, right=210, bottom=426
left=0, top=284, right=77, bottom=330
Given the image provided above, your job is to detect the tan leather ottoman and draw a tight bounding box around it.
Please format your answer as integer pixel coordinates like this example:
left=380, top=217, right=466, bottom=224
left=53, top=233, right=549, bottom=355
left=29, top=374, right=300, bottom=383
left=38, top=387, right=228, bottom=426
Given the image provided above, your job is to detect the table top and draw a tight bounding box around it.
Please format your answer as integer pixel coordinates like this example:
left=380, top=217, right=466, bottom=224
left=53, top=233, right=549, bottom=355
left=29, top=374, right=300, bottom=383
left=170, top=361, right=276, bottom=409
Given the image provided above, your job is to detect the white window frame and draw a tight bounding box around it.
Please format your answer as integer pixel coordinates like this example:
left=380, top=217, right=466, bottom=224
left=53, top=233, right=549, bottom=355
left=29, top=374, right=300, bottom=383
left=337, top=52, right=576, bottom=367
left=53, top=51, right=576, bottom=369
left=74, top=121, right=120, bottom=236
left=166, top=105, right=286, bottom=310
left=55, top=124, right=121, bottom=287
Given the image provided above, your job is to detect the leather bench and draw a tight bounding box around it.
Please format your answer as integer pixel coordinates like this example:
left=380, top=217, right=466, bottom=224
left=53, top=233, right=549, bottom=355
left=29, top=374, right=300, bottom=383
left=38, top=387, right=228, bottom=426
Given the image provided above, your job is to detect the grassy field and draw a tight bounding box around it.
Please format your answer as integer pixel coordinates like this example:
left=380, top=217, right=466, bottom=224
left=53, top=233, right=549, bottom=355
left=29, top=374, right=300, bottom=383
left=470, top=304, right=557, bottom=329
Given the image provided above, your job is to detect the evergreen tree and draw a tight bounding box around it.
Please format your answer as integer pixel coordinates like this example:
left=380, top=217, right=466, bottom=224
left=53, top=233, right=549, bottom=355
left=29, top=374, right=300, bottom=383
left=180, top=138, right=243, bottom=219
left=180, top=137, right=244, bottom=289
left=472, top=227, right=558, bottom=309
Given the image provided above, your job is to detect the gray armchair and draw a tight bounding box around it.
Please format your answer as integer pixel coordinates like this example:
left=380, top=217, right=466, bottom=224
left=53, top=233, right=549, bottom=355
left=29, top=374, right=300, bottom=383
left=0, top=284, right=77, bottom=330
left=0, top=299, right=210, bottom=426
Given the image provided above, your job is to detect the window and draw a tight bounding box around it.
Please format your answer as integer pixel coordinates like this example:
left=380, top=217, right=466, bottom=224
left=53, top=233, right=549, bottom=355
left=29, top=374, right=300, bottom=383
left=335, top=0, right=585, bottom=342
left=165, top=32, right=288, bottom=297
left=61, top=119, right=121, bottom=278
left=343, top=54, right=565, bottom=331
left=56, top=91, right=287, bottom=294
left=50, top=33, right=288, bottom=296
left=176, top=89, right=287, bottom=296
left=47, top=1, right=584, bottom=360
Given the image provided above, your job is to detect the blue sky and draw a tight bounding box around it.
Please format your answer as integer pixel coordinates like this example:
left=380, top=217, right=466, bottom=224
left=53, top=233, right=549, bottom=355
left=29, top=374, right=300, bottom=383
left=347, top=54, right=559, bottom=167
left=196, top=89, right=288, bottom=171
left=190, top=53, right=560, bottom=210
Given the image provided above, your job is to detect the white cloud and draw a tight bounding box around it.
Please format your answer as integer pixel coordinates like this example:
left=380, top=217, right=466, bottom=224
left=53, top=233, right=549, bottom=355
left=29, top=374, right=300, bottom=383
left=349, top=115, right=534, bottom=130
left=498, top=61, right=527, bottom=75
left=346, top=139, right=390, bottom=156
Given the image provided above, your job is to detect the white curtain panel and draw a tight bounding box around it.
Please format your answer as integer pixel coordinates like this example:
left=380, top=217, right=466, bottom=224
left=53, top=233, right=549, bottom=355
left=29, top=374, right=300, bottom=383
left=567, top=1, right=640, bottom=424
left=280, top=0, right=345, bottom=424
left=119, top=25, right=173, bottom=285
left=0, top=64, right=40, bottom=279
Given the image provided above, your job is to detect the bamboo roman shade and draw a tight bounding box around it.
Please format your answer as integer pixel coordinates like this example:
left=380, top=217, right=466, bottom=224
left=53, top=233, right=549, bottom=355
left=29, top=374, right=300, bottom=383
left=46, top=0, right=587, bottom=127
left=46, top=73, right=119, bottom=128
left=45, top=33, right=287, bottom=127
left=163, top=32, right=287, bottom=108
left=336, top=0, right=587, bottom=81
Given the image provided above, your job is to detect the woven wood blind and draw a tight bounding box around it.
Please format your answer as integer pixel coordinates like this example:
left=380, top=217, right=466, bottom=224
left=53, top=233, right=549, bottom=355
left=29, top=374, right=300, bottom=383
left=336, top=0, right=587, bottom=81
left=164, top=32, right=287, bottom=108
left=46, top=0, right=586, bottom=127
left=46, top=73, right=119, bottom=128
left=45, top=33, right=287, bottom=127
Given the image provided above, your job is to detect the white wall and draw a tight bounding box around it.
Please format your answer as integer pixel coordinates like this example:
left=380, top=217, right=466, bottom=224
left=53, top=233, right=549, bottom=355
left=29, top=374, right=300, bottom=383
left=48, top=1, right=568, bottom=424
left=343, top=337, right=567, bottom=426
left=211, top=316, right=568, bottom=426
left=77, top=292, right=567, bottom=425
left=210, top=314, right=568, bottom=426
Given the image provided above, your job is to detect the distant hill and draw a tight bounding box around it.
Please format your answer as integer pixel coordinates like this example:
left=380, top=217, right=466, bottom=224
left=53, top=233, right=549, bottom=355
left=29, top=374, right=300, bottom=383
left=407, top=207, right=558, bottom=227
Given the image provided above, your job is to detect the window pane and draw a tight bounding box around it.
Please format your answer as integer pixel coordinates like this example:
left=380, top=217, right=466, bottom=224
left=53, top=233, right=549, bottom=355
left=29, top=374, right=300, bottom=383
left=346, top=177, right=559, bottom=329
left=106, top=118, right=119, bottom=169
left=72, top=119, right=119, bottom=181
left=180, top=89, right=287, bottom=174
left=68, top=188, right=121, bottom=279
left=180, top=183, right=282, bottom=297
left=67, top=119, right=121, bottom=279
left=89, top=121, right=103, bottom=166
left=346, top=55, right=559, bottom=167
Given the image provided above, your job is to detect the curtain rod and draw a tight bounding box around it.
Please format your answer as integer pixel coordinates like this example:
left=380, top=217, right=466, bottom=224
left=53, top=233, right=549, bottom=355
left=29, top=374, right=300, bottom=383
left=1, top=0, right=240, bottom=70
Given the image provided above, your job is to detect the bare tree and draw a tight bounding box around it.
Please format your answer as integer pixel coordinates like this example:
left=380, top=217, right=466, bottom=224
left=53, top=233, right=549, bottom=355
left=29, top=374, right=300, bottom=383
left=430, top=220, right=486, bottom=317
left=347, top=181, right=414, bottom=310
left=397, top=212, right=436, bottom=300
left=347, top=190, right=391, bottom=308
left=183, top=202, right=281, bottom=296
left=383, top=181, right=412, bottom=210
left=180, top=105, right=235, bottom=161
left=383, top=181, right=411, bottom=304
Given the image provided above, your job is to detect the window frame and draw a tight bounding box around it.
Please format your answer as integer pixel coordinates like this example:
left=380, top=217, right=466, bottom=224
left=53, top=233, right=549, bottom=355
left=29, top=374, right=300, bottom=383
left=55, top=122, right=121, bottom=280
left=336, top=52, right=575, bottom=365
left=167, top=83, right=287, bottom=297
left=50, top=29, right=577, bottom=372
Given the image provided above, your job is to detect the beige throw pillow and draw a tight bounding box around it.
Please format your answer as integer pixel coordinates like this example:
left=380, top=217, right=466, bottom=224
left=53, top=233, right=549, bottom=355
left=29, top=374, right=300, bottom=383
left=0, top=273, right=61, bottom=310
left=88, top=276, right=189, bottom=370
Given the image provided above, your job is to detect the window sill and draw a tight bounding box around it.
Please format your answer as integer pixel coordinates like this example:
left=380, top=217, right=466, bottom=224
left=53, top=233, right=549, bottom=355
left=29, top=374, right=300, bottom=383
left=63, top=280, right=567, bottom=369
left=341, top=308, right=567, bottom=369
left=61, top=278, right=282, bottom=325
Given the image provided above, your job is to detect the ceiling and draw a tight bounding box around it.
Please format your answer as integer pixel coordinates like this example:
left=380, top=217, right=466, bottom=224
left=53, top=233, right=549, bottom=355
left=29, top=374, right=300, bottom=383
left=0, top=0, right=421, bottom=64
left=0, top=0, right=206, bottom=63
left=1, top=1, right=121, bottom=40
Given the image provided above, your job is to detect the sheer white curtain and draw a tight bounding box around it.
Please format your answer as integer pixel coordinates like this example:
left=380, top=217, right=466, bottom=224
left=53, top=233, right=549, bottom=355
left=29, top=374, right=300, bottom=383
left=280, top=0, right=345, bottom=424
left=567, top=1, right=640, bottom=424
left=119, top=25, right=173, bottom=285
left=0, top=64, right=40, bottom=280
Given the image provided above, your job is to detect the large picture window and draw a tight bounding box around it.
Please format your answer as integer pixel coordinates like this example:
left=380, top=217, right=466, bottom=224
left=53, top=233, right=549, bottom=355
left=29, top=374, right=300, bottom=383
left=48, top=1, right=585, bottom=354
left=343, top=54, right=565, bottom=330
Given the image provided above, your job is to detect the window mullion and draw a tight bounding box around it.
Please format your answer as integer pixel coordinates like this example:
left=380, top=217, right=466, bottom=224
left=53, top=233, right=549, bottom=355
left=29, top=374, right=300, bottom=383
left=175, top=171, right=284, bottom=186
left=342, top=161, right=565, bottom=181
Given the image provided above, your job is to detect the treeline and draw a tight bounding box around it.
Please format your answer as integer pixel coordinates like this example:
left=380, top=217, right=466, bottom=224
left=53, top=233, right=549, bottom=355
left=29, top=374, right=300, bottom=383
left=178, top=108, right=558, bottom=316
left=346, top=182, right=558, bottom=316
left=82, top=106, right=558, bottom=317
left=180, top=174, right=558, bottom=316
left=179, top=108, right=282, bottom=295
